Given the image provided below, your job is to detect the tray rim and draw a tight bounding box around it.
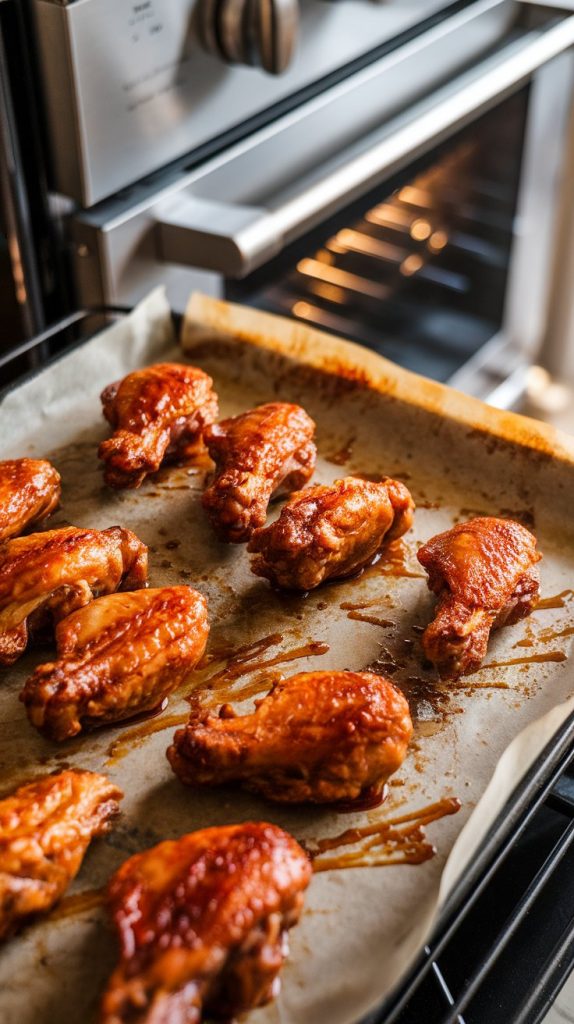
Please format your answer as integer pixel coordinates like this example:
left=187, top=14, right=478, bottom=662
left=183, top=291, right=574, bottom=469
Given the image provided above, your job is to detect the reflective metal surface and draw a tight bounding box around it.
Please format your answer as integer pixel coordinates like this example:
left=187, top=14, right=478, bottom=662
left=33, top=0, right=466, bottom=206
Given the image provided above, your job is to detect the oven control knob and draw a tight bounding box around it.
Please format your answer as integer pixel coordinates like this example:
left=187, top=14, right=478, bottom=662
left=198, top=0, right=298, bottom=75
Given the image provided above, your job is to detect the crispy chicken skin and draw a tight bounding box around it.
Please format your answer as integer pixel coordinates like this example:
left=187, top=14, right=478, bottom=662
left=0, top=526, right=148, bottom=666
left=168, top=671, right=412, bottom=805
left=99, top=363, right=218, bottom=489
left=202, top=402, right=316, bottom=543
left=0, top=459, right=61, bottom=542
left=100, top=822, right=311, bottom=1024
left=417, top=516, right=541, bottom=679
left=21, top=587, right=208, bottom=741
left=0, top=770, right=122, bottom=941
left=248, top=475, right=414, bottom=590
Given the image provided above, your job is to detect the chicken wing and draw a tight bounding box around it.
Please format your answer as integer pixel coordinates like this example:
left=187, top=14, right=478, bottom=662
left=248, top=475, right=414, bottom=590
left=168, top=670, right=412, bottom=805
left=0, top=769, right=122, bottom=941
left=0, top=458, right=61, bottom=542
left=99, top=363, right=218, bottom=489
left=100, top=822, right=311, bottom=1024
left=21, top=586, right=209, bottom=741
left=417, top=516, right=541, bottom=678
left=202, top=402, right=316, bottom=543
left=0, top=526, right=148, bottom=666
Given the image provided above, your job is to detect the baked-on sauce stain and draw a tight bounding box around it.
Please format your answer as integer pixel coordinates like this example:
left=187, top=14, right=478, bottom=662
left=48, top=887, right=105, bottom=921
left=213, top=669, right=285, bottom=708
left=106, top=712, right=190, bottom=764
left=116, top=696, right=169, bottom=728
left=196, top=633, right=283, bottom=676
left=373, top=540, right=425, bottom=580
left=516, top=624, right=574, bottom=647
left=340, top=599, right=385, bottom=611
left=482, top=651, right=567, bottom=669
left=345, top=611, right=395, bottom=628
left=203, top=639, right=330, bottom=690
left=311, top=797, right=461, bottom=871
left=332, top=783, right=388, bottom=814
left=106, top=638, right=329, bottom=762
left=534, top=589, right=574, bottom=611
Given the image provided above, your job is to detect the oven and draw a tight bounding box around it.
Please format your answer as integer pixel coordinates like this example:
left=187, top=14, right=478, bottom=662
left=2, top=2, right=574, bottom=1020
left=1, top=0, right=574, bottom=406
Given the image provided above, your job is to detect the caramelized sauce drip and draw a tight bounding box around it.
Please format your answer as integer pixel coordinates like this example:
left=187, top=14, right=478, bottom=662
left=482, top=651, right=567, bottom=669
left=107, top=638, right=329, bottom=763
left=311, top=797, right=461, bottom=871
left=370, top=540, right=425, bottom=580
left=106, top=712, right=190, bottom=764
left=534, top=590, right=574, bottom=611
left=48, top=888, right=105, bottom=921
left=340, top=599, right=386, bottom=611
left=114, top=697, right=169, bottom=728
left=195, top=634, right=283, bottom=679
left=345, top=611, right=395, bottom=628
left=331, top=784, right=388, bottom=814
left=213, top=670, right=285, bottom=707
left=516, top=624, right=574, bottom=647
left=204, top=639, right=329, bottom=689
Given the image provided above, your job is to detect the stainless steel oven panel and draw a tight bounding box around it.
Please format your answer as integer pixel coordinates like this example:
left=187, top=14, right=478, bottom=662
left=446, top=46, right=574, bottom=403
left=33, top=0, right=464, bottom=207
left=70, top=0, right=526, bottom=307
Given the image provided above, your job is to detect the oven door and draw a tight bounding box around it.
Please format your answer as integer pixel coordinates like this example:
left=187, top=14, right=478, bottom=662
left=71, top=0, right=574, bottom=395
left=33, top=0, right=510, bottom=206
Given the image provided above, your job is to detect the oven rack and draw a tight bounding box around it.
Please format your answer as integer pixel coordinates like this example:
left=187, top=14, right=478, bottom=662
left=2, top=308, right=574, bottom=1024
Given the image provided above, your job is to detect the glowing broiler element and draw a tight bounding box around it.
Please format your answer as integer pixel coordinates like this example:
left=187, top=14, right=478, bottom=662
left=296, top=258, right=391, bottom=300
left=326, top=229, right=406, bottom=264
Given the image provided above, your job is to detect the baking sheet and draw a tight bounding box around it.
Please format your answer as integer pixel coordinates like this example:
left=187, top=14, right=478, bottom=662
left=1, top=287, right=574, bottom=1024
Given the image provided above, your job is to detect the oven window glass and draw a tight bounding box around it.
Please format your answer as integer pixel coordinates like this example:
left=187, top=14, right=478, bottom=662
left=228, top=89, right=529, bottom=383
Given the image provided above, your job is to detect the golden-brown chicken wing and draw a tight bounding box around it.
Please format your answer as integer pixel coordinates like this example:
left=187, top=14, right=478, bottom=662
left=202, top=402, right=316, bottom=543
left=417, top=516, right=541, bottom=678
left=0, top=769, right=122, bottom=941
left=168, top=670, right=412, bottom=805
left=21, top=586, right=208, bottom=741
left=99, top=363, right=218, bottom=489
left=0, top=458, right=61, bottom=542
left=0, top=526, right=148, bottom=666
left=248, top=475, right=414, bottom=590
left=100, top=822, right=311, bottom=1024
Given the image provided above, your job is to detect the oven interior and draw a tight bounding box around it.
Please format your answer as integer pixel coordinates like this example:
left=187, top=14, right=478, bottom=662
left=227, top=89, right=528, bottom=383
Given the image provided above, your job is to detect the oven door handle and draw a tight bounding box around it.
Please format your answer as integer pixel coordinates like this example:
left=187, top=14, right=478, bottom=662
left=156, top=14, right=574, bottom=278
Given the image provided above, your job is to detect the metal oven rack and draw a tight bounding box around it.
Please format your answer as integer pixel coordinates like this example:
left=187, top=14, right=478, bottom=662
left=2, top=310, right=574, bottom=1024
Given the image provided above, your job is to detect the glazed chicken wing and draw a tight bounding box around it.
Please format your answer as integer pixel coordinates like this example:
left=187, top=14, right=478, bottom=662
left=248, top=475, right=414, bottom=590
left=21, top=586, right=208, bottom=741
left=0, top=458, right=61, bottom=542
left=0, top=526, right=148, bottom=666
left=168, top=670, right=412, bottom=805
left=0, top=770, right=122, bottom=941
left=99, top=363, right=218, bottom=489
left=417, top=516, right=541, bottom=678
left=202, top=402, right=316, bottom=543
left=100, top=822, right=311, bottom=1024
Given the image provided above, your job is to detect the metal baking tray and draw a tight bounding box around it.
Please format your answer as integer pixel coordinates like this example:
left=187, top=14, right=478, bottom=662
left=1, top=289, right=574, bottom=1024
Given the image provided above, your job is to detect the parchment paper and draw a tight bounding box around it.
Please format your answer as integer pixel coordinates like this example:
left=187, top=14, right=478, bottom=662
left=0, top=288, right=573, bottom=1024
